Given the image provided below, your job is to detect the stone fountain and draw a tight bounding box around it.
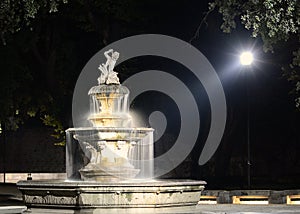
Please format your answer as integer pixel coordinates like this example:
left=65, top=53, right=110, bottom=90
left=17, top=49, right=206, bottom=210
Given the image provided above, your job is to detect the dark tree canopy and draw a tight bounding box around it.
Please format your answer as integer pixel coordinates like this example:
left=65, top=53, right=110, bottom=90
left=0, top=0, right=68, bottom=44
left=0, top=0, right=299, bottom=141
left=0, top=0, right=154, bottom=142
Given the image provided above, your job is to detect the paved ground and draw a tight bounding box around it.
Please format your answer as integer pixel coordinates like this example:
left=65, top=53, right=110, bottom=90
left=1, top=183, right=300, bottom=214
left=4, top=204, right=299, bottom=214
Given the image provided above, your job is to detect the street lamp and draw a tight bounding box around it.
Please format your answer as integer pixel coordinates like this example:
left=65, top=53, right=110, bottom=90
left=240, top=51, right=253, bottom=189
left=240, top=51, right=254, bottom=66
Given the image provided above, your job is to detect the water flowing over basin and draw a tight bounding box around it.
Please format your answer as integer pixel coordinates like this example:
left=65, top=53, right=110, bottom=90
left=66, top=81, right=154, bottom=181
left=66, top=127, right=154, bottom=181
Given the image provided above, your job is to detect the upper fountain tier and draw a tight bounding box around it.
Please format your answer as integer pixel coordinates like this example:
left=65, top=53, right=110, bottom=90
left=88, top=84, right=132, bottom=127
left=88, top=49, right=132, bottom=128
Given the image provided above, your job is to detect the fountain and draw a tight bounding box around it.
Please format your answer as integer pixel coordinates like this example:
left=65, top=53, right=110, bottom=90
left=67, top=49, right=154, bottom=182
left=17, top=49, right=206, bottom=210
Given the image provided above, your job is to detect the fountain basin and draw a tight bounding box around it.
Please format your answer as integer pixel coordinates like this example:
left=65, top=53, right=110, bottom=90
left=17, top=179, right=206, bottom=208
left=66, top=127, right=154, bottom=181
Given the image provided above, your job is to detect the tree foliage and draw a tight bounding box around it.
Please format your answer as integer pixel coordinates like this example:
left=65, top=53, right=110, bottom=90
left=209, top=0, right=300, bottom=109
left=0, top=0, right=150, bottom=143
left=1, top=0, right=299, bottom=144
left=0, top=0, right=68, bottom=44
left=0, top=0, right=75, bottom=144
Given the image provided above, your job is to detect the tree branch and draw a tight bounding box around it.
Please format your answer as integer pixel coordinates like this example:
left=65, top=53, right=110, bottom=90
left=189, top=7, right=214, bottom=44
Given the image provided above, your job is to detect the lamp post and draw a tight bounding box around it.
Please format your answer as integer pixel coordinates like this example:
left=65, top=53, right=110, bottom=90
left=240, top=51, right=253, bottom=189
left=0, top=122, right=5, bottom=183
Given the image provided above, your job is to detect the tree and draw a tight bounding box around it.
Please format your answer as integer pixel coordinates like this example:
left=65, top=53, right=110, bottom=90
left=0, top=0, right=152, bottom=142
left=0, top=0, right=72, bottom=138
left=0, top=0, right=68, bottom=44
left=205, top=0, right=300, bottom=109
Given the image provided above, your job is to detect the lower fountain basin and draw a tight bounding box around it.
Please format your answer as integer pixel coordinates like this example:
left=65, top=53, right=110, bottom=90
left=66, top=127, right=154, bottom=181
left=17, top=179, right=206, bottom=208
left=79, top=164, right=140, bottom=182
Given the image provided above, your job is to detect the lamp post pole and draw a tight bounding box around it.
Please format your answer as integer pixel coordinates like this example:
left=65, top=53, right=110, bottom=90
left=1, top=122, right=6, bottom=183
left=246, top=71, right=251, bottom=189
left=240, top=51, right=253, bottom=189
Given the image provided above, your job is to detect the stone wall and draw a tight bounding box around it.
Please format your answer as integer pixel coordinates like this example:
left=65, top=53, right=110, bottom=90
left=0, top=127, right=65, bottom=173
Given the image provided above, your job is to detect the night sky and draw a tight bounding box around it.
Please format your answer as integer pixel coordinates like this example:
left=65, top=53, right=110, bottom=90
left=1, top=0, right=300, bottom=189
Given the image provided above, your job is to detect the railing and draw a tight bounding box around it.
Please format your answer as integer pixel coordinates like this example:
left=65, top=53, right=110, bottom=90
left=200, top=190, right=300, bottom=205
left=0, top=173, right=66, bottom=183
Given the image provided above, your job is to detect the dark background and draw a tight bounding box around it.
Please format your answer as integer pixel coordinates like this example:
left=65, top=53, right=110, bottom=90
left=0, top=0, right=299, bottom=189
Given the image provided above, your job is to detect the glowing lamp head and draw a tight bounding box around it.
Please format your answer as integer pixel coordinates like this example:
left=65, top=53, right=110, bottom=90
left=240, top=51, right=254, bottom=66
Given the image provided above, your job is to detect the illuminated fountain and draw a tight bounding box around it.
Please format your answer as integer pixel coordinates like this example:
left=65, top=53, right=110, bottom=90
left=66, top=49, right=153, bottom=181
left=17, top=49, right=205, bottom=210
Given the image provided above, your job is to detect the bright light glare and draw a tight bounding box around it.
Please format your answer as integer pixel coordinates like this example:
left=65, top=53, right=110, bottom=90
left=240, top=51, right=254, bottom=66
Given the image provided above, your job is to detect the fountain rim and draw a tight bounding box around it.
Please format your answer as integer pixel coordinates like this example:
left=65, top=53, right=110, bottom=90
left=17, top=179, right=206, bottom=187
left=66, top=127, right=154, bottom=132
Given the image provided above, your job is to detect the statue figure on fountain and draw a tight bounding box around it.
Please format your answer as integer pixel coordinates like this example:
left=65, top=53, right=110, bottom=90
left=98, top=49, right=120, bottom=85
left=79, top=141, right=101, bottom=167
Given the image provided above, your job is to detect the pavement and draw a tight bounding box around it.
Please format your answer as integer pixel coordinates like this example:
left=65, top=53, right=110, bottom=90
left=0, top=183, right=300, bottom=214
left=0, top=183, right=26, bottom=213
